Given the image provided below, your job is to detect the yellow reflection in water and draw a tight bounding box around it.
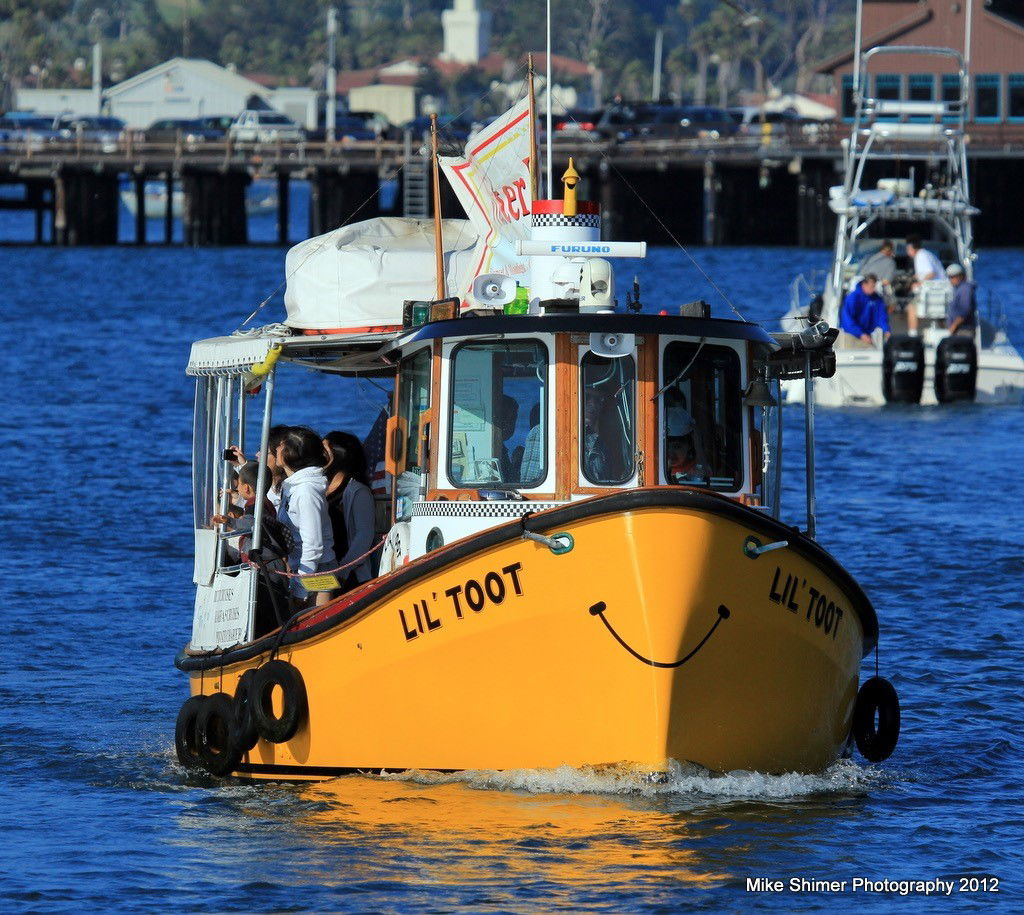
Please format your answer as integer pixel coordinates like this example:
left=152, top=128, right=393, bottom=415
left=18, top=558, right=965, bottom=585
left=292, top=772, right=733, bottom=890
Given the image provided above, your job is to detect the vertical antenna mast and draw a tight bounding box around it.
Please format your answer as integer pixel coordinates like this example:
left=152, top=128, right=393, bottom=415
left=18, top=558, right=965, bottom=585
left=963, top=0, right=973, bottom=113
left=431, top=114, right=446, bottom=300
left=545, top=0, right=553, bottom=196
left=527, top=54, right=539, bottom=201
left=852, top=0, right=863, bottom=95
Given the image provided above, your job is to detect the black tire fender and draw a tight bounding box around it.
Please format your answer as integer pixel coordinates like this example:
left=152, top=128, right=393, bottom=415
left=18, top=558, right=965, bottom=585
left=174, top=695, right=206, bottom=770
left=232, top=669, right=260, bottom=754
left=853, top=676, right=900, bottom=762
left=251, top=660, right=308, bottom=744
left=196, top=692, right=242, bottom=776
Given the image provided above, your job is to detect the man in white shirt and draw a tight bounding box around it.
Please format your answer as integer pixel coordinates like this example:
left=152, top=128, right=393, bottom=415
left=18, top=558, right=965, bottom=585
left=905, top=235, right=951, bottom=334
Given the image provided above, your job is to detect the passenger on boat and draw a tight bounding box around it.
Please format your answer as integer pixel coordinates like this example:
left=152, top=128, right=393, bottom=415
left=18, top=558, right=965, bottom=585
left=858, top=239, right=896, bottom=287
left=277, top=427, right=336, bottom=602
left=519, top=404, right=543, bottom=485
left=582, top=389, right=610, bottom=482
left=226, top=424, right=292, bottom=511
left=323, top=431, right=376, bottom=593
left=945, top=264, right=977, bottom=336
left=667, top=437, right=698, bottom=481
left=212, top=461, right=276, bottom=532
left=906, top=235, right=950, bottom=334
left=498, top=395, right=521, bottom=481
left=840, top=274, right=890, bottom=348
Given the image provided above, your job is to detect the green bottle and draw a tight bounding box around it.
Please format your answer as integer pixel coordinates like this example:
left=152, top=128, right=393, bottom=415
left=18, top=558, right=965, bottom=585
left=505, top=284, right=529, bottom=316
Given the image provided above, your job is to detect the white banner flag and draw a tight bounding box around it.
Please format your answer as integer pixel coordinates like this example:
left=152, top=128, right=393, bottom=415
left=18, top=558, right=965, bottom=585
left=439, top=97, right=533, bottom=304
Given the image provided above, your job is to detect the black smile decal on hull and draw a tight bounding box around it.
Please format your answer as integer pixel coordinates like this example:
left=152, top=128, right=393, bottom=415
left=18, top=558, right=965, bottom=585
left=589, top=602, right=730, bottom=669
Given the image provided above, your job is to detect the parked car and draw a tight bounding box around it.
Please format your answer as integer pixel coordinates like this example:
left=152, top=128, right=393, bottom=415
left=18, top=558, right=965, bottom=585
left=0, top=113, right=61, bottom=150
left=553, top=108, right=604, bottom=138
left=143, top=118, right=222, bottom=148
left=229, top=110, right=304, bottom=144
left=52, top=115, right=126, bottom=152
left=402, top=115, right=472, bottom=142
left=192, top=114, right=236, bottom=136
left=728, top=106, right=803, bottom=136
left=347, top=110, right=397, bottom=139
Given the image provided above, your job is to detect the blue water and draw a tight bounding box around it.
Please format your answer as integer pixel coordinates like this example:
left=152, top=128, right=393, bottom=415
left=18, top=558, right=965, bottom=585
left=2, top=239, right=1022, bottom=910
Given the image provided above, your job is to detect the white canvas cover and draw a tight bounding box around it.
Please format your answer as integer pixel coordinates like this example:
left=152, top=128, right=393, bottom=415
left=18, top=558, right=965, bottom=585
left=284, top=217, right=479, bottom=330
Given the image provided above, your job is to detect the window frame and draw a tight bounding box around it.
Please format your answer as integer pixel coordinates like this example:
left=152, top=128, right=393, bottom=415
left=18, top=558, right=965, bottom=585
left=974, top=73, right=1001, bottom=123
left=444, top=336, right=550, bottom=491
left=1007, top=74, right=1024, bottom=123
left=841, top=74, right=855, bottom=122
left=578, top=349, right=638, bottom=488
left=657, top=337, right=747, bottom=494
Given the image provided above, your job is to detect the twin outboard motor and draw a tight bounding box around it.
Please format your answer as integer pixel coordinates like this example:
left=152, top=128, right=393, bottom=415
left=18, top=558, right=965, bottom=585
left=882, top=335, right=925, bottom=404
left=934, top=335, right=978, bottom=403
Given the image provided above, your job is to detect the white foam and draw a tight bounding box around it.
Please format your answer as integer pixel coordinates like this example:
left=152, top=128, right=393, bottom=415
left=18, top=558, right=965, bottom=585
left=378, top=758, right=887, bottom=800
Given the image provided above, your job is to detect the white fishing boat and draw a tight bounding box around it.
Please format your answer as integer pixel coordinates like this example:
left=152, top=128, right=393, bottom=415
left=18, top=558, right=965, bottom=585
left=783, top=0, right=1024, bottom=407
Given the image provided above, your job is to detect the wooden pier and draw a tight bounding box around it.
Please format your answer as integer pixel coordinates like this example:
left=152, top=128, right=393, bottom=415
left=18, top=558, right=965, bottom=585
left=1, top=124, right=1022, bottom=246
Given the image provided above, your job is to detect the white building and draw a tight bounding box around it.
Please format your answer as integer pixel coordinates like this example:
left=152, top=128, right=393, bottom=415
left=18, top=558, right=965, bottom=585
left=104, top=58, right=272, bottom=128
left=14, top=87, right=97, bottom=117
left=441, top=0, right=491, bottom=65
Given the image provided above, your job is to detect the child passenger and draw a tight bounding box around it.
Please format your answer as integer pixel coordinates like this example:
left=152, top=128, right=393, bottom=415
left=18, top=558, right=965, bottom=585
left=277, top=427, right=336, bottom=604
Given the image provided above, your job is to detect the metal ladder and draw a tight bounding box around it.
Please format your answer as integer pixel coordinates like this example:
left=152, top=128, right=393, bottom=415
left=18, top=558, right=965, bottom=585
left=402, top=130, right=430, bottom=219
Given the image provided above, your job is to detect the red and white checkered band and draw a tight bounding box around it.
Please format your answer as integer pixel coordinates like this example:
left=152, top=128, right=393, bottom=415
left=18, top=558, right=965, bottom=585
left=531, top=212, right=602, bottom=229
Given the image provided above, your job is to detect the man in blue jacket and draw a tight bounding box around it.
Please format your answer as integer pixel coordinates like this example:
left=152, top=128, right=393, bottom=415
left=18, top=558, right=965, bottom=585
left=840, top=274, right=891, bottom=348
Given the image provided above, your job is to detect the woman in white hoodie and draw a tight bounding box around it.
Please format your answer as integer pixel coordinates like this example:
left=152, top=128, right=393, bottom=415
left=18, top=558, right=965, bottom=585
left=276, top=426, right=336, bottom=604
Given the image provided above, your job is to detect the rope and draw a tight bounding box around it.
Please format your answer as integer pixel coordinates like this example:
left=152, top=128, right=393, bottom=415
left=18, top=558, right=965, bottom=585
left=590, top=601, right=730, bottom=668
left=251, top=535, right=386, bottom=580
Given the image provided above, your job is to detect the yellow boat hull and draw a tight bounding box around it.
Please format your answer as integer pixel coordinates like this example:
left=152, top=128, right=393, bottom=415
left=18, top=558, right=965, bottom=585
left=178, top=489, right=876, bottom=777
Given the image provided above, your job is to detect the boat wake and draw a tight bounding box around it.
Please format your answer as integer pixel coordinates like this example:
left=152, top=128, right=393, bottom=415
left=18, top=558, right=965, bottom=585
left=378, top=757, right=889, bottom=800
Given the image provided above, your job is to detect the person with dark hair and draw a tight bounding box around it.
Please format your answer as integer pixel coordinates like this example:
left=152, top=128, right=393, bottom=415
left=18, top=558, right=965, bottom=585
left=858, top=239, right=896, bottom=285
left=277, top=426, right=335, bottom=602
left=840, top=273, right=890, bottom=348
left=226, top=424, right=292, bottom=511
left=323, top=430, right=376, bottom=591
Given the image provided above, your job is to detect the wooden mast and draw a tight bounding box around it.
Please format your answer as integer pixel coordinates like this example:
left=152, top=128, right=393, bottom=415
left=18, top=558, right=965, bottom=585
left=430, top=113, right=445, bottom=300
left=527, top=53, right=539, bottom=201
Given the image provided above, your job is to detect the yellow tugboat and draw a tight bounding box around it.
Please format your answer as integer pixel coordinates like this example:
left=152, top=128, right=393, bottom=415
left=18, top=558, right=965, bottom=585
left=174, top=105, right=900, bottom=781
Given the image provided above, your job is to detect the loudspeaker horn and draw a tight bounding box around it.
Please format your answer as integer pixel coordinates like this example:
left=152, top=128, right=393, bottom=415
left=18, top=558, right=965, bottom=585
left=471, top=273, right=517, bottom=307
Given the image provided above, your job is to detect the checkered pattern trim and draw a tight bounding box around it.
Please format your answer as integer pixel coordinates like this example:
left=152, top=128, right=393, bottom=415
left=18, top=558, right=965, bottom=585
left=412, top=500, right=563, bottom=518
left=531, top=213, right=601, bottom=229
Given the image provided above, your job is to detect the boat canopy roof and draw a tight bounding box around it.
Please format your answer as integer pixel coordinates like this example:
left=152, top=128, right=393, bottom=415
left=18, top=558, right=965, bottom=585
left=186, top=314, right=777, bottom=377
left=828, top=194, right=978, bottom=220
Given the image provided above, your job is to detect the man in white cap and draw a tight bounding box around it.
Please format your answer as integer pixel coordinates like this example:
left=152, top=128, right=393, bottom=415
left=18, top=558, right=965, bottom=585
left=945, top=263, right=977, bottom=337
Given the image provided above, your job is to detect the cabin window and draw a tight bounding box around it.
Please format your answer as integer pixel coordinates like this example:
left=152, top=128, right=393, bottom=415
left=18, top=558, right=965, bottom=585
left=395, top=347, right=431, bottom=513
left=975, top=74, right=1001, bottom=122
left=941, top=74, right=961, bottom=122
left=580, top=352, right=636, bottom=486
left=908, top=74, right=934, bottom=103
left=1008, top=75, right=1024, bottom=121
left=841, top=75, right=855, bottom=121
left=448, top=340, right=547, bottom=489
left=662, top=342, right=742, bottom=491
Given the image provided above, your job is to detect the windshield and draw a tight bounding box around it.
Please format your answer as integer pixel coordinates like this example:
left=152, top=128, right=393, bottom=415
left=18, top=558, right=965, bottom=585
left=448, top=340, right=547, bottom=489
left=662, top=341, right=742, bottom=491
left=580, top=352, right=636, bottom=485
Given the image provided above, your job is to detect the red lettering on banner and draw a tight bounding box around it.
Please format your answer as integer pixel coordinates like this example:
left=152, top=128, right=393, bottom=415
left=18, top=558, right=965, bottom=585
left=492, top=190, right=509, bottom=223
left=514, top=178, right=529, bottom=217
left=503, top=185, right=520, bottom=220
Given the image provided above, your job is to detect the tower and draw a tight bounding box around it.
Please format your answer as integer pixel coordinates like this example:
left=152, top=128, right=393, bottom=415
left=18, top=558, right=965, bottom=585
left=441, top=0, right=491, bottom=64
